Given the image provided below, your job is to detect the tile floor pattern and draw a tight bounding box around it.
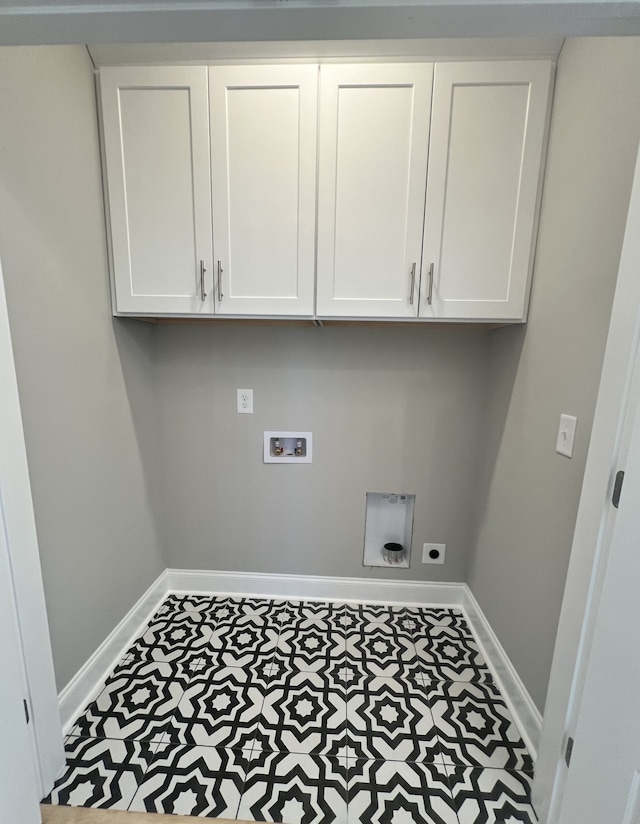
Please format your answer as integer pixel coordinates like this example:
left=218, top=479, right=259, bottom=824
left=43, top=596, right=537, bottom=823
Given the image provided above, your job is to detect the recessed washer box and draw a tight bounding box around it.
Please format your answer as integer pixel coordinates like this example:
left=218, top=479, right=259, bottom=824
left=264, top=431, right=312, bottom=463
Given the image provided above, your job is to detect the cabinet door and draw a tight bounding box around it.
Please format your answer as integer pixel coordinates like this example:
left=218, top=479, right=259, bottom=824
left=209, top=66, right=317, bottom=316
left=420, top=61, right=553, bottom=321
left=100, top=67, right=213, bottom=315
left=316, top=64, right=433, bottom=318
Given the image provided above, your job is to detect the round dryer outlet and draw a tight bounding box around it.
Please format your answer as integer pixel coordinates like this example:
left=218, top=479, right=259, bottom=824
left=422, top=543, right=446, bottom=564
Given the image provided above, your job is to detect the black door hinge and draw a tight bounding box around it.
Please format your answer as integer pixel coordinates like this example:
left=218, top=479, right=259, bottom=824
left=612, top=470, right=625, bottom=508
left=23, top=699, right=30, bottom=725
left=565, top=735, right=574, bottom=767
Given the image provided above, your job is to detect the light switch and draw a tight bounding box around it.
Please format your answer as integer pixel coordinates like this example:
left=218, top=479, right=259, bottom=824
left=556, top=414, right=577, bottom=458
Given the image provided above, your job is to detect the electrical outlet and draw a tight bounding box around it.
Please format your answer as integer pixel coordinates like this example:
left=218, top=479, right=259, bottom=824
left=422, top=543, right=446, bottom=564
left=237, top=389, right=253, bottom=414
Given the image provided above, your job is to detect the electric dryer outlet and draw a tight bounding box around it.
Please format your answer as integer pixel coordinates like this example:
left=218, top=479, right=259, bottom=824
left=422, top=543, right=446, bottom=564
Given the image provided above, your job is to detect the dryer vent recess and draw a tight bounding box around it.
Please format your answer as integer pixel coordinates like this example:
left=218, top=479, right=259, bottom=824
left=264, top=431, right=313, bottom=464
left=363, top=492, right=415, bottom=569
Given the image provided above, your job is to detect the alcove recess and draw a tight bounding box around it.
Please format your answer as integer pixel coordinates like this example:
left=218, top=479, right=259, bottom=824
left=363, top=492, right=415, bottom=569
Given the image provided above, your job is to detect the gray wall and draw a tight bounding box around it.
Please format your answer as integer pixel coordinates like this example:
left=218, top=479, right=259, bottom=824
left=4, top=38, right=640, bottom=711
left=156, top=324, right=490, bottom=581
left=0, top=46, right=164, bottom=690
left=467, top=37, right=640, bottom=712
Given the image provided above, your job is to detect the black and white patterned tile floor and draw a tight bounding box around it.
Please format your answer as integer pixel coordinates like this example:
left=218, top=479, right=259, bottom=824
left=43, top=595, right=537, bottom=823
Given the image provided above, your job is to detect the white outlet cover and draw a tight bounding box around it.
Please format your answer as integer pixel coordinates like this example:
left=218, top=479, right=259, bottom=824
left=422, top=543, right=446, bottom=564
left=237, top=389, right=253, bottom=414
left=556, top=413, right=577, bottom=458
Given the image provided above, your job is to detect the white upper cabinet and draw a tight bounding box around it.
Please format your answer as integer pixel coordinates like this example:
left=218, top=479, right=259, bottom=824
left=420, top=61, right=553, bottom=321
left=316, top=64, right=434, bottom=318
left=99, top=59, right=553, bottom=322
left=100, top=67, right=213, bottom=315
left=209, top=66, right=318, bottom=316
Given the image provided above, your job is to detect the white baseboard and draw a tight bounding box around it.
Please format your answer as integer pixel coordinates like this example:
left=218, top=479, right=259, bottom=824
left=57, top=570, right=168, bottom=733
left=57, top=567, right=541, bottom=765
left=462, top=584, right=543, bottom=759
left=166, top=568, right=465, bottom=607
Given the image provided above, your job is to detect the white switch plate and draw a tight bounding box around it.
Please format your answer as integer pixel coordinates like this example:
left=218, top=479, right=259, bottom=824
left=422, top=543, right=446, bottom=564
left=237, top=389, right=253, bottom=414
left=556, top=413, right=577, bottom=458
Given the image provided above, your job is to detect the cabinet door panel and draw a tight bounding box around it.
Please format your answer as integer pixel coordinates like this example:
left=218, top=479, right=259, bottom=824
left=421, top=61, right=552, bottom=321
left=317, top=64, right=433, bottom=318
left=100, top=67, right=213, bottom=315
left=210, top=66, right=317, bottom=316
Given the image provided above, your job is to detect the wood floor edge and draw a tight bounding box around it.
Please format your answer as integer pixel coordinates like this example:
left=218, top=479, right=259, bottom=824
left=41, top=804, right=258, bottom=824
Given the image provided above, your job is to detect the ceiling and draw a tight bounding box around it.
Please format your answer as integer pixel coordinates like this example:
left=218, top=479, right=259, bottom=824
left=0, top=0, right=639, bottom=46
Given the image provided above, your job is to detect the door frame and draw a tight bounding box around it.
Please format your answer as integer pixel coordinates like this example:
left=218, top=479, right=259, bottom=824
left=0, top=253, right=64, bottom=797
left=0, top=478, right=42, bottom=823
left=532, top=141, right=640, bottom=820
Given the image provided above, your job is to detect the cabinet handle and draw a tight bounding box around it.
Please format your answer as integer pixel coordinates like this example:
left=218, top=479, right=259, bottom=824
left=199, top=260, right=207, bottom=302
left=217, top=260, right=224, bottom=303
left=409, top=262, right=416, bottom=306
left=427, top=262, right=434, bottom=306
